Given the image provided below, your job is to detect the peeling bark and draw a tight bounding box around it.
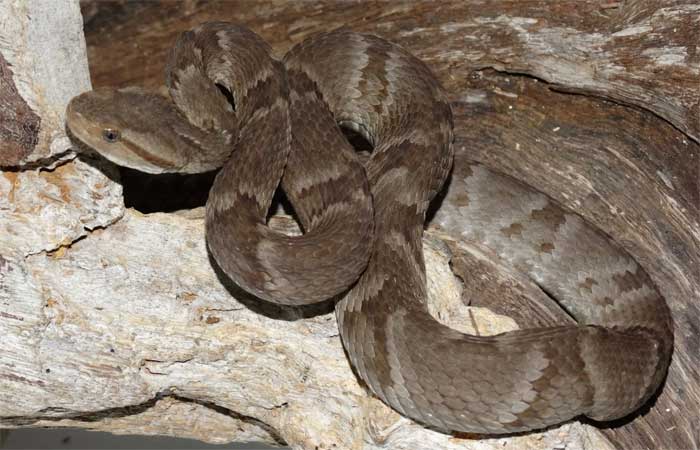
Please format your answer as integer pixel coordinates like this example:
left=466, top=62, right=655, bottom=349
left=0, top=53, right=40, bottom=166
left=0, top=0, right=91, bottom=166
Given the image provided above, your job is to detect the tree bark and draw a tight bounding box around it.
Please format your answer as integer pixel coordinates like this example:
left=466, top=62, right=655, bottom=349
left=1, top=1, right=697, bottom=449
left=0, top=0, right=90, bottom=166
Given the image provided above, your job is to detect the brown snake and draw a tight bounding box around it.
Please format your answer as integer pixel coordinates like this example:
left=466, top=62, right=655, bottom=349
left=66, top=23, right=673, bottom=433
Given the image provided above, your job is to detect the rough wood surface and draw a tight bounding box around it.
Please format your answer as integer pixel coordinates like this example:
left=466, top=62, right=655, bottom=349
left=4, top=206, right=616, bottom=449
left=0, top=0, right=90, bottom=166
left=83, top=0, right=700, bottom=143
left=1, top=1, right=697, bottom=449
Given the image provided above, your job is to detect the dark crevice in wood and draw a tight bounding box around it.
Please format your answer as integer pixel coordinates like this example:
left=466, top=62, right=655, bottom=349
left=170, top=395, right=287, bottom=446
left=484, top=66, right=700, bottom=146
left=0, top=393, right=287, bottom=446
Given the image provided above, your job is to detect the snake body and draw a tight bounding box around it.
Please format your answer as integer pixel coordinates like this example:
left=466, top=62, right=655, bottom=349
left=66, top=23, right=673, bottom=433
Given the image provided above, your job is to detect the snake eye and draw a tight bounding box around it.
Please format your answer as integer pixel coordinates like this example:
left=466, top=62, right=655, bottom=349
left=102, top=128, right=121, bottom=143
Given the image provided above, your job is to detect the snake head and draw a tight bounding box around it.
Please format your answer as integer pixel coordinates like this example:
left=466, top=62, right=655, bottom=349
left=66, top=87, right=193, bottom=174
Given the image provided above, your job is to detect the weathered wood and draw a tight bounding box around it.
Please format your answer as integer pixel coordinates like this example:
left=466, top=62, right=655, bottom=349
left=1, top=1, right=697, bottom=449
left=7, top=201, right=614, bottom=450
left=0, top=0, right=91, bottom=166
left=83, top=0, right=700, bottom=143
left=0, top=52, right=40, bottom=166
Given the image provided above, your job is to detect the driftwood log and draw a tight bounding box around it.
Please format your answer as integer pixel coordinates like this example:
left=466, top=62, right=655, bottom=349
left=1, top=1, right=698, bottom=449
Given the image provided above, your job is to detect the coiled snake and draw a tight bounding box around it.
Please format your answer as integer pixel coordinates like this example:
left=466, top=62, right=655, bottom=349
left=66, top=23, right=673, bottom=433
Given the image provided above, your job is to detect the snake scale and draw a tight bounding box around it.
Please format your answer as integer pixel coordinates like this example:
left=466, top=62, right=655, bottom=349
left=66, top=23, right=673, bottom=434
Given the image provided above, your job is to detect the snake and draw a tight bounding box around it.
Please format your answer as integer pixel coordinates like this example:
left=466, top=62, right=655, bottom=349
left=65, top=23, right=673, bottom=434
